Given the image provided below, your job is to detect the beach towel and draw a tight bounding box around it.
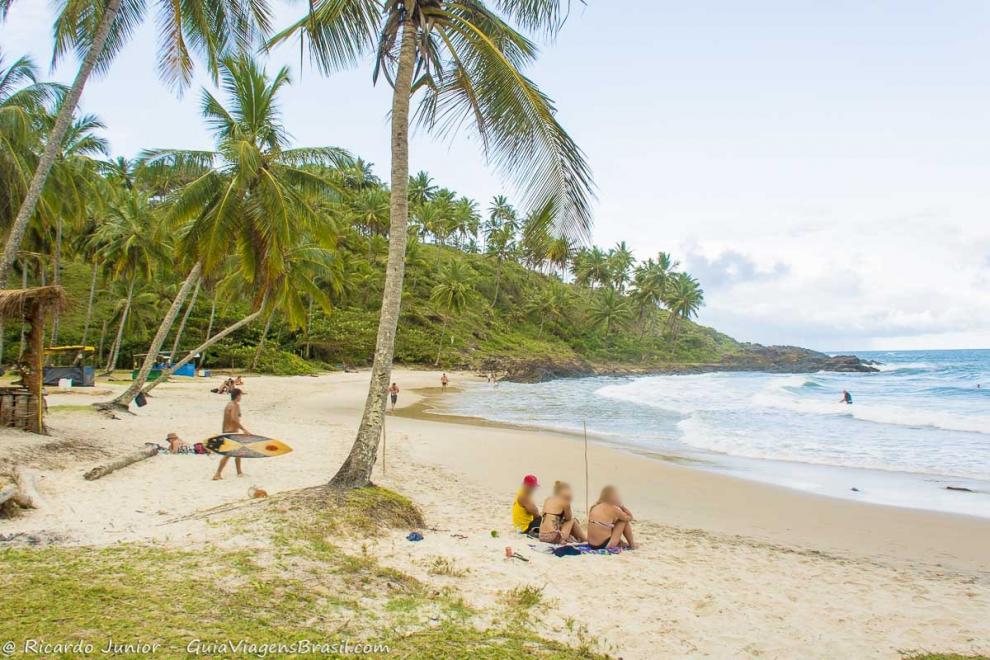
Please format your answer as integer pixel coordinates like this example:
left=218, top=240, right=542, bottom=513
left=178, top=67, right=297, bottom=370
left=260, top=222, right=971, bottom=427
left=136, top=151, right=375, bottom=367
left=529, top=542, right=624, bottom=557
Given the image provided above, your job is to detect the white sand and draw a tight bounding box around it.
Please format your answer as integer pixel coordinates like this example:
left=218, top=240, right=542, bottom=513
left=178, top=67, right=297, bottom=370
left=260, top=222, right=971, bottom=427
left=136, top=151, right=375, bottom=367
left=1, top=370, right=988, bottom=658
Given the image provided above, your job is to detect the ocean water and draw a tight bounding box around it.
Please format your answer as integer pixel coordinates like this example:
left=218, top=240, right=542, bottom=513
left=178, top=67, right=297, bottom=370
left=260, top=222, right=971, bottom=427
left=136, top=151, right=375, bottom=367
left=444, top=349, right=990, bottom=518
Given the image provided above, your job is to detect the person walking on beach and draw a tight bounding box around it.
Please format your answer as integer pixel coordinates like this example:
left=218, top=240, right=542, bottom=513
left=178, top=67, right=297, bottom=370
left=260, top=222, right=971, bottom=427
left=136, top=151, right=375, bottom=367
left=388, top=382, right=400, bottom=411
left=213, top=388, right=251, bottom=480
left=441, top=373, right=449, bottom=392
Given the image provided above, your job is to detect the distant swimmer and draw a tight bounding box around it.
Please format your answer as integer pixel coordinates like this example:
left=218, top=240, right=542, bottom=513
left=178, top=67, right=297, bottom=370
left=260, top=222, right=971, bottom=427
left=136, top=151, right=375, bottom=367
left=840, top=390, right=853, bottom=405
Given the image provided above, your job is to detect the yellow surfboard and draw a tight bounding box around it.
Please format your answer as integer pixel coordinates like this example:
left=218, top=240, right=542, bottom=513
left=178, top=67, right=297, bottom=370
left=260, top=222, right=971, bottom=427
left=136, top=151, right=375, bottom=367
left=205, top=433, right=293, bottom=458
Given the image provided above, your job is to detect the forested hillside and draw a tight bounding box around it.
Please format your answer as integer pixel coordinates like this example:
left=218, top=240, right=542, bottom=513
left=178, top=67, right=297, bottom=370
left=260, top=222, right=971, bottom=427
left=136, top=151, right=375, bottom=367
left=1, top=52, right=740, bottom=378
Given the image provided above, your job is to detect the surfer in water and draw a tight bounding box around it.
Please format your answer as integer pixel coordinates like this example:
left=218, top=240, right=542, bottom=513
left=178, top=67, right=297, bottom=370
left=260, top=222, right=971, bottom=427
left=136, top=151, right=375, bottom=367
left=213, top=388, right=252, bottom=480
left=840, top=389, right=853, bottom=405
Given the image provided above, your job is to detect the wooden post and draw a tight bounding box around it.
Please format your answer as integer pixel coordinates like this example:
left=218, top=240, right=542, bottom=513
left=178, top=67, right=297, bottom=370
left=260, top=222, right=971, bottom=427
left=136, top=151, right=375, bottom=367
left=24, top=301, right=45, bottom=433
left=583, top=421, right=590, bottom=517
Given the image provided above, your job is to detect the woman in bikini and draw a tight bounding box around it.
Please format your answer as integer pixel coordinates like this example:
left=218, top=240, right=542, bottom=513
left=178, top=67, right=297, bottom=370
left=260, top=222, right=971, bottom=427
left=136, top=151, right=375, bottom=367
left=587, top=485, right=636, bottom=550
left=539, top=481, right=586, bottom=544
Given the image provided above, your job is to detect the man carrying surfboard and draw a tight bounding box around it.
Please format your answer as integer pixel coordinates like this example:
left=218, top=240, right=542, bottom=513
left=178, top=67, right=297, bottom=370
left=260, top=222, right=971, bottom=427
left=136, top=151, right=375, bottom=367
left=213, top=388, right=252, bottom=480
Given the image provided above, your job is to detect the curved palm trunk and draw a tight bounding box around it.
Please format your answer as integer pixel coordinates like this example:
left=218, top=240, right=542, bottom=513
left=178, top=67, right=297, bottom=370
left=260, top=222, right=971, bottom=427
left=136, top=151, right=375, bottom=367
left=140, top=300, right=266, bottom=396
left=169, top=275, right=200, bottom=361
left=97, top=318, right=108, bottom=364
left=251, top=312, right=273, bottom=371
left=81, top=263, right=98, bottom=347
left=103, top=275, right=135, bottom=375
left=330, top=15, right=417, bottom=489
left=492, top=258, right=504, bottom=306
left=0, top=0, right=124, bottom=286
left=105, top=262, right=202, bottom=408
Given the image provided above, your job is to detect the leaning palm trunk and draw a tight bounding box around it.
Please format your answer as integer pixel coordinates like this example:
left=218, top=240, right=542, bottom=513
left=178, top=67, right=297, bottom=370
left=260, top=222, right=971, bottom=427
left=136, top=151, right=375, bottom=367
left=169, top=275, right=200, bottom=361
left=103, top=275, right=136, bottom=374
left=140, top=302, right=266, bottom=396
left=0, top=0, right=124, bottom=286
left=105, top=262, right=202, bottom=409
left=329, top=17, right=416, bottom=489
left=81, top=263, right=98, bottom=346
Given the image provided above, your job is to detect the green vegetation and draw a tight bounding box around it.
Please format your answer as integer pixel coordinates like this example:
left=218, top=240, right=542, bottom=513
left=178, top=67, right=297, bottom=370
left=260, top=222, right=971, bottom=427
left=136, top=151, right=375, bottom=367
left=1, top=485, right=604, bottom=658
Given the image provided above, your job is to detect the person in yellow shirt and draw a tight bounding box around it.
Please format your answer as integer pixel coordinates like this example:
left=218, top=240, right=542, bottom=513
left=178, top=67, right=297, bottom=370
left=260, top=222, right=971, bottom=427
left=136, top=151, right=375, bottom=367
left=512, top=474, right=542, bottom=535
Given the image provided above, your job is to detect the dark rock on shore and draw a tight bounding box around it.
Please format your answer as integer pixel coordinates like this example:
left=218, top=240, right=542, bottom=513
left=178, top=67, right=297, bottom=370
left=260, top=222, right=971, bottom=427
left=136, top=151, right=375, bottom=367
left=721, top=345, right=880, bottom=373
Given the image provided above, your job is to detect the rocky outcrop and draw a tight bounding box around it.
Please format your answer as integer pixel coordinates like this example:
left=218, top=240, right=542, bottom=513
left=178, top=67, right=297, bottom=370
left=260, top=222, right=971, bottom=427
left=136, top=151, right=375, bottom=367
left=720, top=345, right=880, bottom=373
left=493, top=345, right=878, bottom=383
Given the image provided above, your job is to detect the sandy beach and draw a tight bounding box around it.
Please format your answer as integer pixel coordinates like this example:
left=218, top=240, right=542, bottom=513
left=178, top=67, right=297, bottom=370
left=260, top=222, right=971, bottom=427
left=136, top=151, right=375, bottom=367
left=2, top=369, right=988, bottom=658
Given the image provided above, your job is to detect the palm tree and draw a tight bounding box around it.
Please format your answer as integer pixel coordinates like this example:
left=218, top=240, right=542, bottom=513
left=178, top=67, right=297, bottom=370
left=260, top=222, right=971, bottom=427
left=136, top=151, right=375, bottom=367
left=630, top=251, right=678, bottom=335
left=0, top=0, right=272, bottom=286
left=664, top=272, right=704, bottom=338
left=588, top=287, right=631, bottom=340
left=0, top=51, right=64, bottom=229
left=606, top=241, right=634, bottom=291
left=271, top=0, right=594, bottom=489
left=408, top=170, right=437, bottom=207
left=121, top=55, right=348, bottom=403
left=430, top=258, right=473, bottom=365
left=524, top=282, right=568, bottom=336
left=546, top=235, right=574, bottom=278
left=90, top=189, right=166, bottom=373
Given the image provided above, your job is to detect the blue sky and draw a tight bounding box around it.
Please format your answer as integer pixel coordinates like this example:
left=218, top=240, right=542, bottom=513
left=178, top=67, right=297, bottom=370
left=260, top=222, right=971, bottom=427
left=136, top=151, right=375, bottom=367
left=2, top=1, right=989, bottom=351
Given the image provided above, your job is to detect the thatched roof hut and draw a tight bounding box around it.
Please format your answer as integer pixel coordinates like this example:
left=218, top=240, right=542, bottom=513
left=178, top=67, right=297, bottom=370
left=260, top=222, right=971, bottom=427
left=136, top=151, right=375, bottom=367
left=0, top=286, right=67, bottom=319
left=0, top=286, right=67, bottom=433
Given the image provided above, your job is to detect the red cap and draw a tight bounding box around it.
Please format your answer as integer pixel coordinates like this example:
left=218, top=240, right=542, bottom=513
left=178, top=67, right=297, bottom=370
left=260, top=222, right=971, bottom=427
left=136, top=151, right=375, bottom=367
left=522, top=474, right=539, bottom=487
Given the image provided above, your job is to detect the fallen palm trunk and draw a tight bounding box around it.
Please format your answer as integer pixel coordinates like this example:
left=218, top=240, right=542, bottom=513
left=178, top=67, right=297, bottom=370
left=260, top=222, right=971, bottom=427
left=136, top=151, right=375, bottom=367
left=83, top=445, right=158, bottom=481
left=12, top=466, right=45, bottom=509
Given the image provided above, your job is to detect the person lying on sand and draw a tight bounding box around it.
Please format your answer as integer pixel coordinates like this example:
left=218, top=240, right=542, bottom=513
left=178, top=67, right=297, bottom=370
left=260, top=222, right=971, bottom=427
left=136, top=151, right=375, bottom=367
left=166, top=432, right=191, bottom=454
left=512, top=474, right=542, bottom=535
left=587, top=485, right=636, bottom=550
left=213, top=388, right=250, bottom=480
left=539, top=481, right=586, bottom=544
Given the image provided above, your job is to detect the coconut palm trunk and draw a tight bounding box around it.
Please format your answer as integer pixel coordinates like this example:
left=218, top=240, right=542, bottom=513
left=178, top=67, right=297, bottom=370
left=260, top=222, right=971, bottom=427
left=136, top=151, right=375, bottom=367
left=201, top=293, right=217, bottom=365
left=329, top=15, right=416, bottom=489
left=50, top=218, right=63, bottom=345
left=104, top=262, right=202, bottom=408
left=304, top=296, right=314, bottom=359
left=104, top=275, right=135, bottom=374
left=140, top=301, right=266, bottom=396
left=0, top=0, right=124, bottom=286
left=81, top=263, right=98, bottom=347
left=251, top=312, right=273, bottom=371
left=434, top=318, right=448, bottom=366
left=16, top=260, right=28, bottom=358
left=169, top=275, right=200, bottom=362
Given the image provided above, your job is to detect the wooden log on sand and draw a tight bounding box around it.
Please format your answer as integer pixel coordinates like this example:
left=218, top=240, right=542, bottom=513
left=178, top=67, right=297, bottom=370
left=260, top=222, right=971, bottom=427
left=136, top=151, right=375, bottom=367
left=0, top=484, right=16, bottom=507
left=84, top=446, right=158, bottom=481
left=11, top=466, right=46, bottom=509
